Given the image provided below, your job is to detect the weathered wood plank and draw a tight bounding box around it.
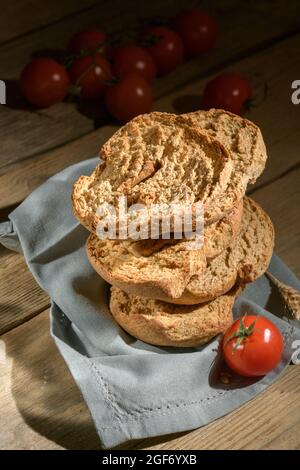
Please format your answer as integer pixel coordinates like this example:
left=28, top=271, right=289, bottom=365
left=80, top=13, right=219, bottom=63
left=0, top=103, right=94, bottom=171
left=250, top=168, right=300, bottom=277
left=1, top=32, right=300, bottom=208
left=0, top=0, right=99, bottom=44
left=1, top=0, right=300, bottom=169
left=0, top=126, right=117, bottom=209
left=0, top=246, right=49, bottom=335
left=0, top=309, right=101, bottom=450
left=0, top=308, right=299, bottom=450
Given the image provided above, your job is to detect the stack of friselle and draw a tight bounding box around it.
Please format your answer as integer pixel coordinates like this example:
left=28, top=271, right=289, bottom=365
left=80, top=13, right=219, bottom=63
left=72, top=110, right=274, bottom=347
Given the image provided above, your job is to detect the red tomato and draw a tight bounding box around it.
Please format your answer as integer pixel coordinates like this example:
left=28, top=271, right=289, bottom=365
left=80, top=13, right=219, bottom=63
left=223, top=315, right=283, bottom=377
left=67, top=28, right=111, bottom=56
left=174, top=9, right=217, bottom=57
left=203, top=73, right=252, bottom=115
left=69, top=53, right=112, bottom=100
left=105, top=73, right=153, bottom=123
left=113, top=45, right=157, bottom=82
left=141, top=26, right=183, bottom=76
left=20, top=58, right=70, bottom=108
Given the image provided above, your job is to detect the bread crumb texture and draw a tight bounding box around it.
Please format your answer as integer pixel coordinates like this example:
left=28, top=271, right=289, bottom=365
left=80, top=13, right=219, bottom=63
left=175, top=197, right=274, bottom=305
left=109, top=285, right=239, bottom=347
left=73, top=109, right=267, bottom=233
left=86, top=201, right=243, bottom=299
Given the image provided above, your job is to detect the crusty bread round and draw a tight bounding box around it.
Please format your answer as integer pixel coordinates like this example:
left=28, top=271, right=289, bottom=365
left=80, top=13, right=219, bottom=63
left=72, top=112, right=233, bottom=234
left=124, top=199, right=242, bottom=260
left=184, top=109, right=266, bottom=184
left=161, top=197, right=274, bottom=305
left=86, top=201, right=243, bottom=300
left=182, top=109, right=267, bottom=223
left=72, top=111, right=267, bottom=236
left=88, top=236, right=207, bottom=299
left=203, top=198, right=242, bottom=260
left=109, top=285, right=240, bottom=347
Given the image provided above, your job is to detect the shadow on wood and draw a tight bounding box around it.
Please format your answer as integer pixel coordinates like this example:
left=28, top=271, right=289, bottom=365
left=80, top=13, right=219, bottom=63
left=5, top=80, right=29, bottom=111
left=31, top=48, right=69, bottom=64
left=5, top=313, right=101, bottom=450
left=76, top=98, right=112, bottom=129
left=172, top=94, right=203, bottom=114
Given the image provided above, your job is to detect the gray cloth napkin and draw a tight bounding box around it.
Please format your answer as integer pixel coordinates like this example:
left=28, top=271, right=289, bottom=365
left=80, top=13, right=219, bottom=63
left=1, top=157, right=299, bottom=449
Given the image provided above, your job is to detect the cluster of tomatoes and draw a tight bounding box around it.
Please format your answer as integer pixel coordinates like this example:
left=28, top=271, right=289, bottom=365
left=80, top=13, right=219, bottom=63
left=19, top=9, right=252, bottom=122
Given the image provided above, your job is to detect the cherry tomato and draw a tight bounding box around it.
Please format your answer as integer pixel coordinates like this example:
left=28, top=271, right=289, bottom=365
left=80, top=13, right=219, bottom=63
left=223, top=315, right=283, bottom=377
left=105, top=73, right=153, bottom=123
left=174, top=9, right=217, bottom=57
left=67, top=28, right=111, bottom=57
left=69, top=53, right=112, bottom=100
left=203, top=73, right=252, bottom=115
left=140, top=26, right=183, bottom=76
left=20, top=58, right=70, bottom=108
left=113, top=45, right=157, bottom=82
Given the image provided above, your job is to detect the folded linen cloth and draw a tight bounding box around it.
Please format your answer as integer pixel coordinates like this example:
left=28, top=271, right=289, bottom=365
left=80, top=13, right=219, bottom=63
left=1, top=158, right=299, bottom=449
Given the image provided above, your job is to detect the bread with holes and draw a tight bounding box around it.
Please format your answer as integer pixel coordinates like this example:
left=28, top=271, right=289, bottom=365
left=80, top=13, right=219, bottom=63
left=72, top=111, right=267, bottom=236
left=160, top=197, right=274, bottom=304
left=86, top=201, right=243, bottom=300
left=72, top=112, right=234, bottom=235
left=109, top=285, right=241, bottom=347
left=182, top=108, right=267, bottom=222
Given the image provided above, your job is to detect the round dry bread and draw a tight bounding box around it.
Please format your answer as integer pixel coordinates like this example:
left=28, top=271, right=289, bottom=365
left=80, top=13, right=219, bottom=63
left=184, top=109, right=266, bottom=183
left=86, top=201, right=243, bottom=300
left=160, top=197, right=274, bottom=305
left=183, top=109, right=267, bottom=222
left=72, top=111, right=267, bottom=235
left=72, top=112, right=233, bottom=234
left=110, top=285, right=240, bottom=348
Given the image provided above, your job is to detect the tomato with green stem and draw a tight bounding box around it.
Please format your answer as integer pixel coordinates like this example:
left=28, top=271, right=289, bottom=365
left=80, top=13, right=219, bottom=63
left=223, top=315, right=283, bottom=377
left=69, top=53, right=112, bottom=100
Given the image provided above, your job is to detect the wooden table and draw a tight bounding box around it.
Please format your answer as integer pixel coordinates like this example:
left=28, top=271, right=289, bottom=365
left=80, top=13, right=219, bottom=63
left=0, top=0, right=300, bottom=450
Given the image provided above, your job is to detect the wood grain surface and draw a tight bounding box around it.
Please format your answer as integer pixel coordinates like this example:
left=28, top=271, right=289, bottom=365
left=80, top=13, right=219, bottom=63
left=0, top=126, right=117, bottom=210
left=1, top=0, right=300, bottom=169
left=251, top=169, right=300, bottom=277
left=0, top=246, right=49, bottom=335
left=0, top=0, right=99, bottom=44
left=0, top=310, right=101, bottom=450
